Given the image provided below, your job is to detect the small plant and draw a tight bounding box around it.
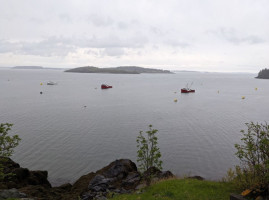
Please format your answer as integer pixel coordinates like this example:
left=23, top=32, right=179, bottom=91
left=227, top=122, right=269, bottom=197
left=136, top=125, right=162, bottom=173
left=0, top=123, right=21, bottom=180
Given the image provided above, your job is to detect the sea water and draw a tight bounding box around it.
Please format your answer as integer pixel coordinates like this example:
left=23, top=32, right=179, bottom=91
left=0, top=68, right=268, bottom=186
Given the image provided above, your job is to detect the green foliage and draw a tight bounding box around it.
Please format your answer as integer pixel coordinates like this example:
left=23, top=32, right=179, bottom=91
left=0, top=123, right=21, bottom=157
left=231, top=122, right=269, bottom=190
left=110, top=178, right=238, bottom=200
left=0, top=123, right=21, bottom=180
left=136, top=125, right=162, bottom=173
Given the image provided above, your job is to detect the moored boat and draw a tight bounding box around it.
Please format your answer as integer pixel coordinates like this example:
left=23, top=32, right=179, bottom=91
left=181, top=83, right=195, bottom=93
left=101, top=84, right=112, bottom=89
left=181, top=88, right=195, bottom=93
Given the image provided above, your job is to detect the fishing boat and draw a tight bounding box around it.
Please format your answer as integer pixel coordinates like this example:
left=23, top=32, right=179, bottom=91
left=181, top=88, right=195, bottom=93
left=181, top=83, right=195, bottom=93
left=101, top=84, right=112, bottom=89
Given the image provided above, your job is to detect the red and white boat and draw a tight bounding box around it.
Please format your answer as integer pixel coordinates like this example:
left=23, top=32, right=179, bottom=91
left=101, top=84, right=112, bottom=89
left=181, top=83, right=195, bottom=93
left=181, top=88, right=195, bottom=93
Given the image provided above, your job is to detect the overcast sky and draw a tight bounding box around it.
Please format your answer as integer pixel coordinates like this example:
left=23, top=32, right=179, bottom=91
left=0, top=0, right=268, bottom=72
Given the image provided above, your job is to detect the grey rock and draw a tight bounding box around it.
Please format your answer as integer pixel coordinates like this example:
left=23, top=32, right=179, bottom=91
left=0, top=188, right=27, bottom=199
left=91, top=185, right=107, bottom=192
left=95, top=196, right=107, bottom=200
left=159, top=171, right=174, bottom=179
left=89, top=175, right=106, bottom=187
left=122, top=172, right=141, bottom=187
left=103, top=159, right=137, bottom=178
left=88, top=175, right=113, bottom=191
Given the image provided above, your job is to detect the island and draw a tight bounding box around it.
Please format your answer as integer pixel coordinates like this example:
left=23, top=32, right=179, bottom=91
left=256, top=68, right=269, bottom=79
left=65, top=66, right=173, bottom=74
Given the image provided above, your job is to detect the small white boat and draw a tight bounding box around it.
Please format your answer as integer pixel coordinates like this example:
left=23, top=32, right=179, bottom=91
left=47, top=81, right=57, bottom=85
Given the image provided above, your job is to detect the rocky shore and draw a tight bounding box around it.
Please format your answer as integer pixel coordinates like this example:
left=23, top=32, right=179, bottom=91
left=0, top=158, right=173, bottom=200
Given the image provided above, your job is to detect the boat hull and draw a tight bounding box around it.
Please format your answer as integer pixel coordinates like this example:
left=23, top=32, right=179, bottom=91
left=181, top=89, right=195, bottom=93
left=101, top=84, right=113, bottom=89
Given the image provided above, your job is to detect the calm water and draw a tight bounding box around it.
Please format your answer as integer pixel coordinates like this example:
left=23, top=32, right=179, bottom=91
left=0, top=69, right=268, bottom=186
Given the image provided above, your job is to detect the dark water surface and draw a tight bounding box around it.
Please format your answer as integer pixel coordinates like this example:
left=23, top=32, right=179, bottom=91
left=0, top=69, right=268, bottom=186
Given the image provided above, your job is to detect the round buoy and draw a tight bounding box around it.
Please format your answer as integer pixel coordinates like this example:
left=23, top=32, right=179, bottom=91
left=255, top=88, right=258, bottom=91
left=40, top=91, right=43, bottom=94
left=242, top=96, right=245, bottom=99
left=174, top=99, right=177, bottom=102
left=40, top=83, right=43, bottom=85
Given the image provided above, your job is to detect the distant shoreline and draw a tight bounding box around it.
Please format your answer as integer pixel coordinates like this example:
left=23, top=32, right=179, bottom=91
left=65, top=66, right=173, bottom=74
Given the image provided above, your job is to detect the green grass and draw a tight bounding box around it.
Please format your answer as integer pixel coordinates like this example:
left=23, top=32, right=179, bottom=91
left=110, top=178, right=238, bottom=200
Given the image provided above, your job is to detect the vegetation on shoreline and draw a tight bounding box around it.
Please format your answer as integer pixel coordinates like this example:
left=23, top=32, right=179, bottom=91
left=256, top=68, right=269, bottom=79
left=137, top=125, right=163, bottom=186
left=110, top=178, right=238, bottom=200
left=0, top=123, right=21, bottom=180
left=136, top=125, right=162, bottom=172
left=224, top=122, right=269, bottom=198
left=65, top=66, right=173, bottom=74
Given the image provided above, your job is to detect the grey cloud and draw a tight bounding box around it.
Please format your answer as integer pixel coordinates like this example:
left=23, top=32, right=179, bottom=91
left=85, top=35, right=148, bottom=48
left=165, top=39, right=189, bottom=48
left=150, top=26, right=165, bottom=36
left=244, top=35, right=265, bottom=44
left=58, top=13, right=72, bottom=22
left=103, top=47, right=125, bottom=57
left=209, top=27, right=266, bottom=45
left=87, top=14, right=114, bottom=27
left=117, top=21, right=128, bottom=29
left=29, top=17, right=47, bottom=24
left=0, top=34, right=148, bottom=57
left=0, top=38, right=75, bottom=57
left=0, top=40, right=21, bottom=53
left=21, top=39, right=75, bottom=57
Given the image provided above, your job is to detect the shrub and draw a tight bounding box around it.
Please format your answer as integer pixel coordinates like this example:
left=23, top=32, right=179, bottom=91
left=229, top=122, right=269, bottom=194
left=0, top=123, right=21, bottom=180
left=136, top=125, right=162, bottom=173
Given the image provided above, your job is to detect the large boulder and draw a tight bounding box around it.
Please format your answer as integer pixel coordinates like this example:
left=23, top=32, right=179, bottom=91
left=0, top=188, right=27, bottom=200
left=81, top=159, right=141, bottom=200
left=0, top=157, right=51, bottom=189
left=0, top=158, right=174, bottom=200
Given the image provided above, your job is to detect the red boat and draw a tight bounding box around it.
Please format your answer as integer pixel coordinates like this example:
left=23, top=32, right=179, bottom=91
left=181, top=83, right=195, bottom=93
left=181, top=88, right=195, bottom=93
left=101, top=84, right=112, bottom=89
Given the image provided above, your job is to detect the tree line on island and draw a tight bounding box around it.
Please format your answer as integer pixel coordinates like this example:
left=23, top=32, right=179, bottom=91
left=65, top=66, right=173, bottom=74
left=256, top=68, right=269, bottom=79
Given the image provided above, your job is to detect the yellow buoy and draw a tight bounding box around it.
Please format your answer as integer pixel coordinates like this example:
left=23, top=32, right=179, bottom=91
left=40, top=83, right=43, bottom=85
left=255, top=88, right=258, bottom=91
left=174, top=99, right=178, bottom=102
left=242, top=96, right=245, bottom=99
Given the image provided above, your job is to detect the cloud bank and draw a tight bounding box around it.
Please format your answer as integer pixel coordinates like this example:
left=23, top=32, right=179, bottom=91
left=0, top=0, right=268, bottom=72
